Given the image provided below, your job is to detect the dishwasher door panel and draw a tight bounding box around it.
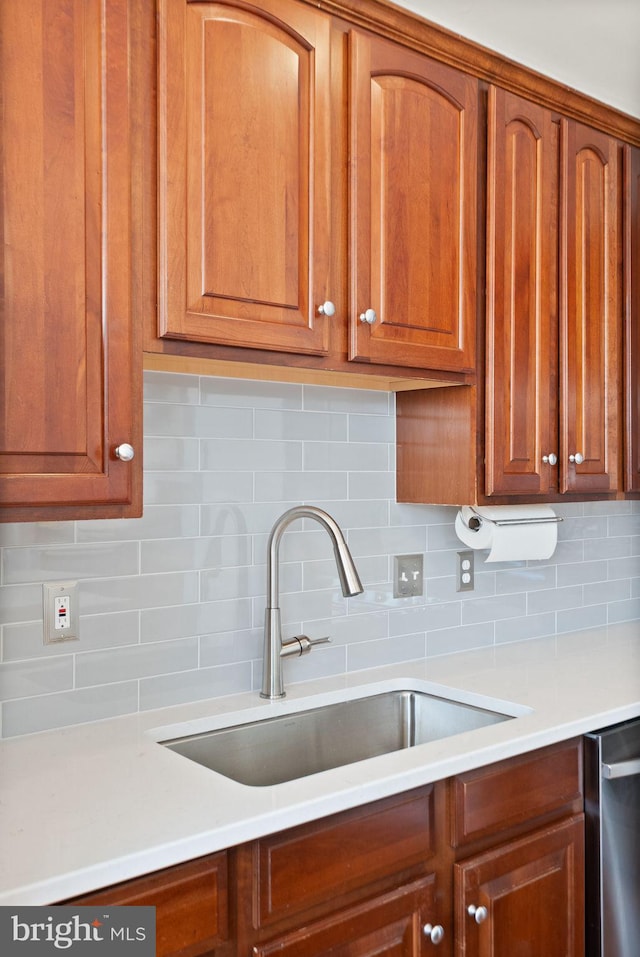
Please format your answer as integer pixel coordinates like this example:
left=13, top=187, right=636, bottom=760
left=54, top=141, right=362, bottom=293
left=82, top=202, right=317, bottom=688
left=585, top=719, right=640, bottom=957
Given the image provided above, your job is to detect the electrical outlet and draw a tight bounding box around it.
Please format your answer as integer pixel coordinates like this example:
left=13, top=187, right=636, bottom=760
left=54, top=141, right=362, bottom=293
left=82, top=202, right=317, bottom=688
left=456, top=550, right=475, bottom=592
left=394, top=554, right=424, bottom=598
left=43, top=581, right=79, bottom=644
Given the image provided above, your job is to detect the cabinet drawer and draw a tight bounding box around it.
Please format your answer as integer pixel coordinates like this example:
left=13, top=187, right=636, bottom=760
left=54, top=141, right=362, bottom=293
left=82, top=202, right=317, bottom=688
left=451, top=739, right=583, bottom=847
left=68, top=852, right=229, bottom=957
left=253, top=786, right=438, bottom=927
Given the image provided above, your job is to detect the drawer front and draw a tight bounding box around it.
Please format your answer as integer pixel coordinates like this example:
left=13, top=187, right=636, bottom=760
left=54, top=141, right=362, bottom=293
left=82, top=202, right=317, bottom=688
left=68, top=852, right=229, bottom=957
left=451, top=739, right=583, bottom=847
left=254, top=786, right=438, bottom=927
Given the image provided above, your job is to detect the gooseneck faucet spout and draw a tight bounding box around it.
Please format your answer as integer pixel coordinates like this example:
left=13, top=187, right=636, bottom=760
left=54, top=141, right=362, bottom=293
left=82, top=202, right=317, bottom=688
left=261, top=506, right=364, bottom=699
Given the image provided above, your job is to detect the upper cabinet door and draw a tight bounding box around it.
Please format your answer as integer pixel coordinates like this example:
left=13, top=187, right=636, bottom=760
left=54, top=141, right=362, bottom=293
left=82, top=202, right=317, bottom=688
left=158, top=0, right=332, bottom=356
left=349, top=31, right=477, bottom=372
left=625, top=145, right=640, bottom=493
left=485, top=87, right=559, bottom=497
left=0, top=0, right=141, bottom=520
left=560, top=120, right=622, bottom=494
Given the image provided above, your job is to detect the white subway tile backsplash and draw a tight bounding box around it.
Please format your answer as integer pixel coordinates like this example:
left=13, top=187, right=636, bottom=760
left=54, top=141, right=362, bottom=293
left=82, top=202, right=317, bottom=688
left=0, top=656, right=73, bottom=701
left=304, top=441, right=389, bottom=472
left=1, top=369, right=638, bottom=737
left=303, top=384, right=390, bottom=414
left=200, top=377, right=303, bottom=409
left=255, top=470, right=347, bottom=502
left=3, top=542, right=140, bottom=585
left=201, top=438, right=303, bottom=472
left=75, top=637, right=199, bottom=687
left=139, top=663, right=252, bottom=712
left=0, top=523, right=76, bottom=548
left=255, top=409, right=348, bottom=441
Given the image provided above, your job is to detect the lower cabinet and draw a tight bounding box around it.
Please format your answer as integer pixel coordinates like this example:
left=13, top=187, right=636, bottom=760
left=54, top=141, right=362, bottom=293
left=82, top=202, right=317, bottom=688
left=252, top=877, right=438, bottom=957
left=66, top=740, right=584, bottom=956
left=455, top=816, right=585, bottom=957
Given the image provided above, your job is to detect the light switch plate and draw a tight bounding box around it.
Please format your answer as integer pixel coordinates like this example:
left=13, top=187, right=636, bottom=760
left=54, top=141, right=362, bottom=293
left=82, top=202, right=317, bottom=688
left=43, top=581, right=80, bottom=644
left=394, top=554, right=424, bottom=598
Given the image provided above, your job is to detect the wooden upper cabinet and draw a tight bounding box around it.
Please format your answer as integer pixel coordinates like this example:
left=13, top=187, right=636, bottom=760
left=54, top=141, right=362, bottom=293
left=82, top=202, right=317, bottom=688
left=485, top=87, right=559, bottom=497
left=349, top=31, right=477, bottom=373
left=560, top=119, right=622, bottom=494
left=158, top=0, right=332, bottom=356
left=624, top=145, right=640, bottom=492
left=0, top=0, right=141, bottom=520
left=486, top=93, right=623, bottom=500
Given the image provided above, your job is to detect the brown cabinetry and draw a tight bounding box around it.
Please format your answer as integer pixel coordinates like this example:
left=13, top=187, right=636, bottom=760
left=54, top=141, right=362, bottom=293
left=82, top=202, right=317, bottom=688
left=0, top=0, right=142, bottom=521
left=157, top=0, right=332, bottom=358
left=451, top=738, right=585, bottom=957
left=348, top=30, right=477, bottom=373
left=150, top=0, right=478, bottom=381
left=66, top=740, right=584, bottom=957
left=398, top=88, right=625, bottom=505
left=71, top=852, right=231, bottom=957
left=625, top=146, right=640, bottom=492
left=455, top=817, right=584, bottom=957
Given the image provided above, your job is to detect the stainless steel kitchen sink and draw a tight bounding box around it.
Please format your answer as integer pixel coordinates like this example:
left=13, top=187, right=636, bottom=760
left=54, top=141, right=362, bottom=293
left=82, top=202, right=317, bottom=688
left=160, top=689, right=513, bottom=786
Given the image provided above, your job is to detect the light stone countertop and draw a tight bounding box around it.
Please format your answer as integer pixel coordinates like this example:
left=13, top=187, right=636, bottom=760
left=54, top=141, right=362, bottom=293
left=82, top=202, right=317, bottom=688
left=1, top=621, right=639, bottom=906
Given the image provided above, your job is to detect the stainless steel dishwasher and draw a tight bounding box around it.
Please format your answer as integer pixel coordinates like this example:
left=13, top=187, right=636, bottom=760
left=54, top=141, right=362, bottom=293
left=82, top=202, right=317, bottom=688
left=584, top=718, right=640, bottom=957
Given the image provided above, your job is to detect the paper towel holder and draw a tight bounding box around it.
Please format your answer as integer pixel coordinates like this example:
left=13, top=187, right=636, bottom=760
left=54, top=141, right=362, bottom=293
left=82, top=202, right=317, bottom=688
left=463, top=507, right=563, bottom=532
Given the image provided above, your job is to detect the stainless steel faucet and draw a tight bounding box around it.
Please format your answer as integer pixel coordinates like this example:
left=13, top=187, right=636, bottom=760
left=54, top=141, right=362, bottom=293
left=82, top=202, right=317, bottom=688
left=261, top=506, right=364, bottom=699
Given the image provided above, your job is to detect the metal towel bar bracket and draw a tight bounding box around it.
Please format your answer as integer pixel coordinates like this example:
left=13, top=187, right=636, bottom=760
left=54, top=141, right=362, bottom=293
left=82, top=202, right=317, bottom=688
left=464, top=508, right=563, bottom=532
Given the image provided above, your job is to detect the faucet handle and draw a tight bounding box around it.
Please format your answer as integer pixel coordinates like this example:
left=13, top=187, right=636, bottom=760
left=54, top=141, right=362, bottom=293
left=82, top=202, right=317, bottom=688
left=281, top=635, right=332, bottom=658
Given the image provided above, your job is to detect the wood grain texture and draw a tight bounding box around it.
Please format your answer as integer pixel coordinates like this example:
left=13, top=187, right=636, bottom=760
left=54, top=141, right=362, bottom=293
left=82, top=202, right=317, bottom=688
left=0, top=0, right=141, bottom=518
left=559, top=120, right=623, bottom=494
left=454, top=815, right=585, bottom=957
left=349, top=30, right=477, bottom=372
left=485, top=87, right=559, bottom=497
left=251, top=876, right=438, bottom=957
left=451, top=738, right=583, bottom=848
left=158, top=0, right=332, bottom=356
left=396, top=385, right=479, bottom=505
left=624, top=145, right=640, bottom=492
left=68, top=853, right=231, bottom=957
left=252, top=786, right=438, bottom=927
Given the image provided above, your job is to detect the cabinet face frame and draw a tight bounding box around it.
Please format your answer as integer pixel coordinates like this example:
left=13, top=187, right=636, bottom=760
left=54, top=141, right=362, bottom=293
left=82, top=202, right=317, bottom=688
left=0, top=0, right=141, bottom=519
left=157, top=0, right=332, bottom=357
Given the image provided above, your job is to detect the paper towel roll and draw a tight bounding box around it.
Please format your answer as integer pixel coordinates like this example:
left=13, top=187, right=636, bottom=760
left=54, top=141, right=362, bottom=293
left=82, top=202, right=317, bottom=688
left=454, top=505, right=559, bottom=562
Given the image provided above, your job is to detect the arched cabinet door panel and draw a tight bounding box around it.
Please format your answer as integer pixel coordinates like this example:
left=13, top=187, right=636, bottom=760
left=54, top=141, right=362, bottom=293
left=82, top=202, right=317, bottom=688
left=560, top=119, right=622, bottom=495
left=485, top=86, right=559, bottom=497
left=349, top=30, right=478, bottom=373
left=158, top=0, right=332, bottom=357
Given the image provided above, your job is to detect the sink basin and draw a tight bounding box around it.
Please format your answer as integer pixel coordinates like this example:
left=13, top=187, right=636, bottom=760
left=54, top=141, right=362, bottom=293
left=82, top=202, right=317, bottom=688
left=160, top=689, right=514, bottom=786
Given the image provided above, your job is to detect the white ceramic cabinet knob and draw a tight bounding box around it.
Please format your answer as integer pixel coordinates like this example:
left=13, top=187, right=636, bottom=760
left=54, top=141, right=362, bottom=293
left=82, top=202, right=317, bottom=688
left=317, top=301, right=336, bottom=316
left=542, top=453, right=558, bottom=465
left=467, top=905, right=488, bottom=924
left=114, top=443, right=135, bottom=462
left=423, top=923, right=445, bottom=944
left=569, top=452, right=584, bottom=464
left=359, top=308, right=377, bottom=325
